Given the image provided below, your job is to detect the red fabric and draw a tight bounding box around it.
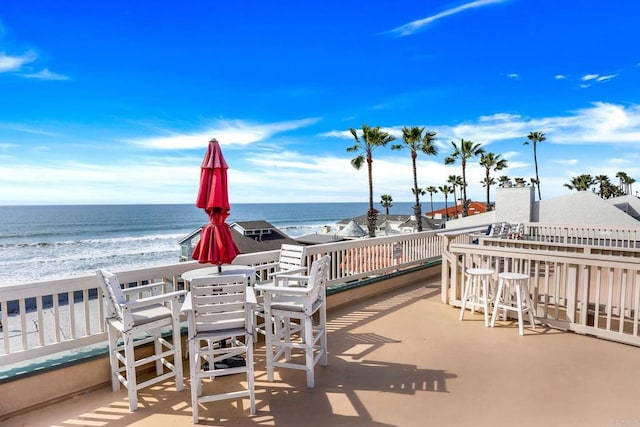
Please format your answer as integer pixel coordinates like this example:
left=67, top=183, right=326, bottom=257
left=192, top=139, right=239, bottom=265
left=195, top=139, right=230, bottom=210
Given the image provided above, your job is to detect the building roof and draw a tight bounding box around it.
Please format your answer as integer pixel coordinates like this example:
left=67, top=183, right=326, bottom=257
left=337, top=219, right=367, bottom=238
left=231, top=220, right=278, bottom=231
left=442, top=188, right=640, bottom=229
left=424, top=201, right=489, bottom=219
left=294, top=233, right=345, bottom=245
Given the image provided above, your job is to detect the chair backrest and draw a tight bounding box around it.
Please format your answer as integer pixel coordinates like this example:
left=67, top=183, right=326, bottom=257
left=96, top=269, right=125, bottom=321
left=278, top=244, right=307, bottom=272
left=306, top=255, right=331, bottom=306
left=497, top=222, right=510, bottom=238
left=190, top=274, right=249, bottom=334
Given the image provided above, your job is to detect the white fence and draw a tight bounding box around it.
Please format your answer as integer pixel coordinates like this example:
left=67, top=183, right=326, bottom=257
left=442, top=240, right=640, bottom=347
left=0, top=230, right=445, bottom=367
left=525, top=223, right=640, bottom=248
left=5, top=221, right=639, bottom=370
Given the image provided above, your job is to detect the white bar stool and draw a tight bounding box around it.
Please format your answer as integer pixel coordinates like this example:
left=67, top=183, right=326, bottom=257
left=459, top=268, right=494, bottom=326
left=490, top=272, right=536, bottom=335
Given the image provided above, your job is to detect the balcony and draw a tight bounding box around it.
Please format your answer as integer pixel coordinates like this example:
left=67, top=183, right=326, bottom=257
left=2, top=225, right=640, bottom=425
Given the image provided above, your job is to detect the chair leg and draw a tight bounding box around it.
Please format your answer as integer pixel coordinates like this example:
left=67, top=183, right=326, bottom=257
left=189, top=337, right=199, bottom=423
left=515, top=284, right=525, bottom=336
left=284, top=317, right=292, bottom=361
left=303, top=316, right=314, bottom=388
left=523, top=284, right=536, bottom=329
left=246, top=332, right=256, bottom=415
left=490, top=280, right=505, bottom=328
left=265, top=299, right=275, bottom=382
left=154, top=330, right=163, bottom=376
left=481, top=278, right=490, bottom=327
left=459, top=275, right=472, bottom=320
left=172, top=317, right=184, bottom=391
left=124, top=334, right=138, bottom=411
left=107, top=326, right=120, bottom=392
left=320, top=305, right=328, bottom=367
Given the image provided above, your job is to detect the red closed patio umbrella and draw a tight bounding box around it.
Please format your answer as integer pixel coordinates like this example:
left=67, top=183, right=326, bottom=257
left=191, top=138, right=240, bottom=270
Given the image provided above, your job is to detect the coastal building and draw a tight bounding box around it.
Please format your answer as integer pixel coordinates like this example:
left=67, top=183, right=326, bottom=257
left=178, top=220, right=299, bottom=260
left=336, top=219, right=367, bottom=239
left=336, top=213, right=442, bottom=236
left=443, top=186, right=640, bottom=229
left=423, top=200, right=489, bottom=220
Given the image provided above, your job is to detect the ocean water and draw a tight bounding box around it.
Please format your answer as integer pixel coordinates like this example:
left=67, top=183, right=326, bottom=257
left=0, top=202, right=444, bottom=285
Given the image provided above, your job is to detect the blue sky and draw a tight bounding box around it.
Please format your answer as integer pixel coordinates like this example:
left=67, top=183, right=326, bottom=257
left=1, top=0, right=639, bottom=206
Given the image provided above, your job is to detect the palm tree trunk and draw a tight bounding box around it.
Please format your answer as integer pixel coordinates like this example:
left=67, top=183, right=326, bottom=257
left=444, top=194, right=449, bottom=220
left=534, top=143, right=541, bottom=200
left=412, top=152, right=422, bottom=232
left=461, top=160, right=468, bottom=217
left=452, top=186, right=458, bottom=218
left=366, top=155, right=376, bottom=238
left=486, top=170, right=491, bottom=211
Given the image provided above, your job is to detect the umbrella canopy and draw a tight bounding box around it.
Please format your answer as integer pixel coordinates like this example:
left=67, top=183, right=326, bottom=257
left=192, top=139, right=240, bottom=267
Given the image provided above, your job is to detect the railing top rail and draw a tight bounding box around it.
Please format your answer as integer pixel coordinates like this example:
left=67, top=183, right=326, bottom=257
left=479, top=237, right=640, bottom=251
left=449, top=242, right=640, bottom=270
left=524, top=222, right=640, bottom=232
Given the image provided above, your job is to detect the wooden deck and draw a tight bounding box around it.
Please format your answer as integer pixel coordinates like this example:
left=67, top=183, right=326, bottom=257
left=5, top=276, right=640, bottom=427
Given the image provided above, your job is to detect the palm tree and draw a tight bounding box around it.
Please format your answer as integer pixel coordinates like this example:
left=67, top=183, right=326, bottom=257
left=444, top=139, right=485, bottom=216
left=391, top=126, right=438, bottom=232
left=447, top=175, right=463, bottom=218
left=524, top=131, right=546, bottom=201
left=479, top=152, right=508, bottom=211
left=594, top=175, right=610, bottom=198
left=481, top=176, right=496, bottom=207
left=347, top=124, right=396, bottom=237
left=380, top=194, right=393, bottom=215
left=438, top=184, right=453, bottom=220
left=616, top=171, right=628, bottom=194
left=498, top=175, right=511, bottom=187
left=425, top=186, right=438, bottom=218
left=627, top=177, right=636, bottom=196
left=564, top=174, right=595, bottom=191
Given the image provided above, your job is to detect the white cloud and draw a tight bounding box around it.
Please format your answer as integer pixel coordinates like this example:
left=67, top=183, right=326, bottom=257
left=582, top=74, right=599, bottom=81
left=387, top=0, right=507, bottom=37
left=596, top=74, right=617, bottom=82
left=554, top=74, right=566, bottom=80
left=129, top=118, right=320, bottom=150
left=553, top=158, right=578, bottom=166
left=0, top=51, right=37, bottom=72
left=507, top=73, right=519, bottom=79
left=23, top=68, right=69, bottom=80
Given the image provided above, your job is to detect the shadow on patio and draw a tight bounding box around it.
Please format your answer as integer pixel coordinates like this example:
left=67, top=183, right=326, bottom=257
left=6, top=276, right=640, bottom=427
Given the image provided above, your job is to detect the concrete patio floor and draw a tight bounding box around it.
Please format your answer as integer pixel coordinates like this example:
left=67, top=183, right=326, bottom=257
left=4, top=276, right=640, bottom=427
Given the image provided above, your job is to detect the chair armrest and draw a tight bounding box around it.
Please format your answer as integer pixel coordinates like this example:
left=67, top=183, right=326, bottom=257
left=246, top=287, right=257, bottom=305
left=268, top=266, right=307, bottom=278
left=254, top=284, right=311, bottom=296
left=121, top=281, right=168, bottom=296
left=274, top=273, right=309, bottom=287
left=124, top=290, right=187, bottom=310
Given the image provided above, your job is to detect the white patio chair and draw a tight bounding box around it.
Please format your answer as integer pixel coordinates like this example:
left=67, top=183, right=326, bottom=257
left=257, top=255, right=330, bottom=388
left=263, top=244, right=308, bottom=284
left=95, top=269, right=186, bottom=411
left=187, top=273, right=256, bottom=423
left=254, top=244, right=308, bottom=336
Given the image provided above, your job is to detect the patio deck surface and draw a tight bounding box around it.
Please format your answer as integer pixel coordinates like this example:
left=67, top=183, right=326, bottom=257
left=4, top=276, right=640, bottom=427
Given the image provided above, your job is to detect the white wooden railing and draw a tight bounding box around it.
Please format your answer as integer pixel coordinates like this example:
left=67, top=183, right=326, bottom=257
left=0, top=230, right=447, bottom=367
left=442, top=235, right=640, bottom=347
left=525, top=223, right=640, bottom=248
left=5, top=221, right=639, bottom=370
